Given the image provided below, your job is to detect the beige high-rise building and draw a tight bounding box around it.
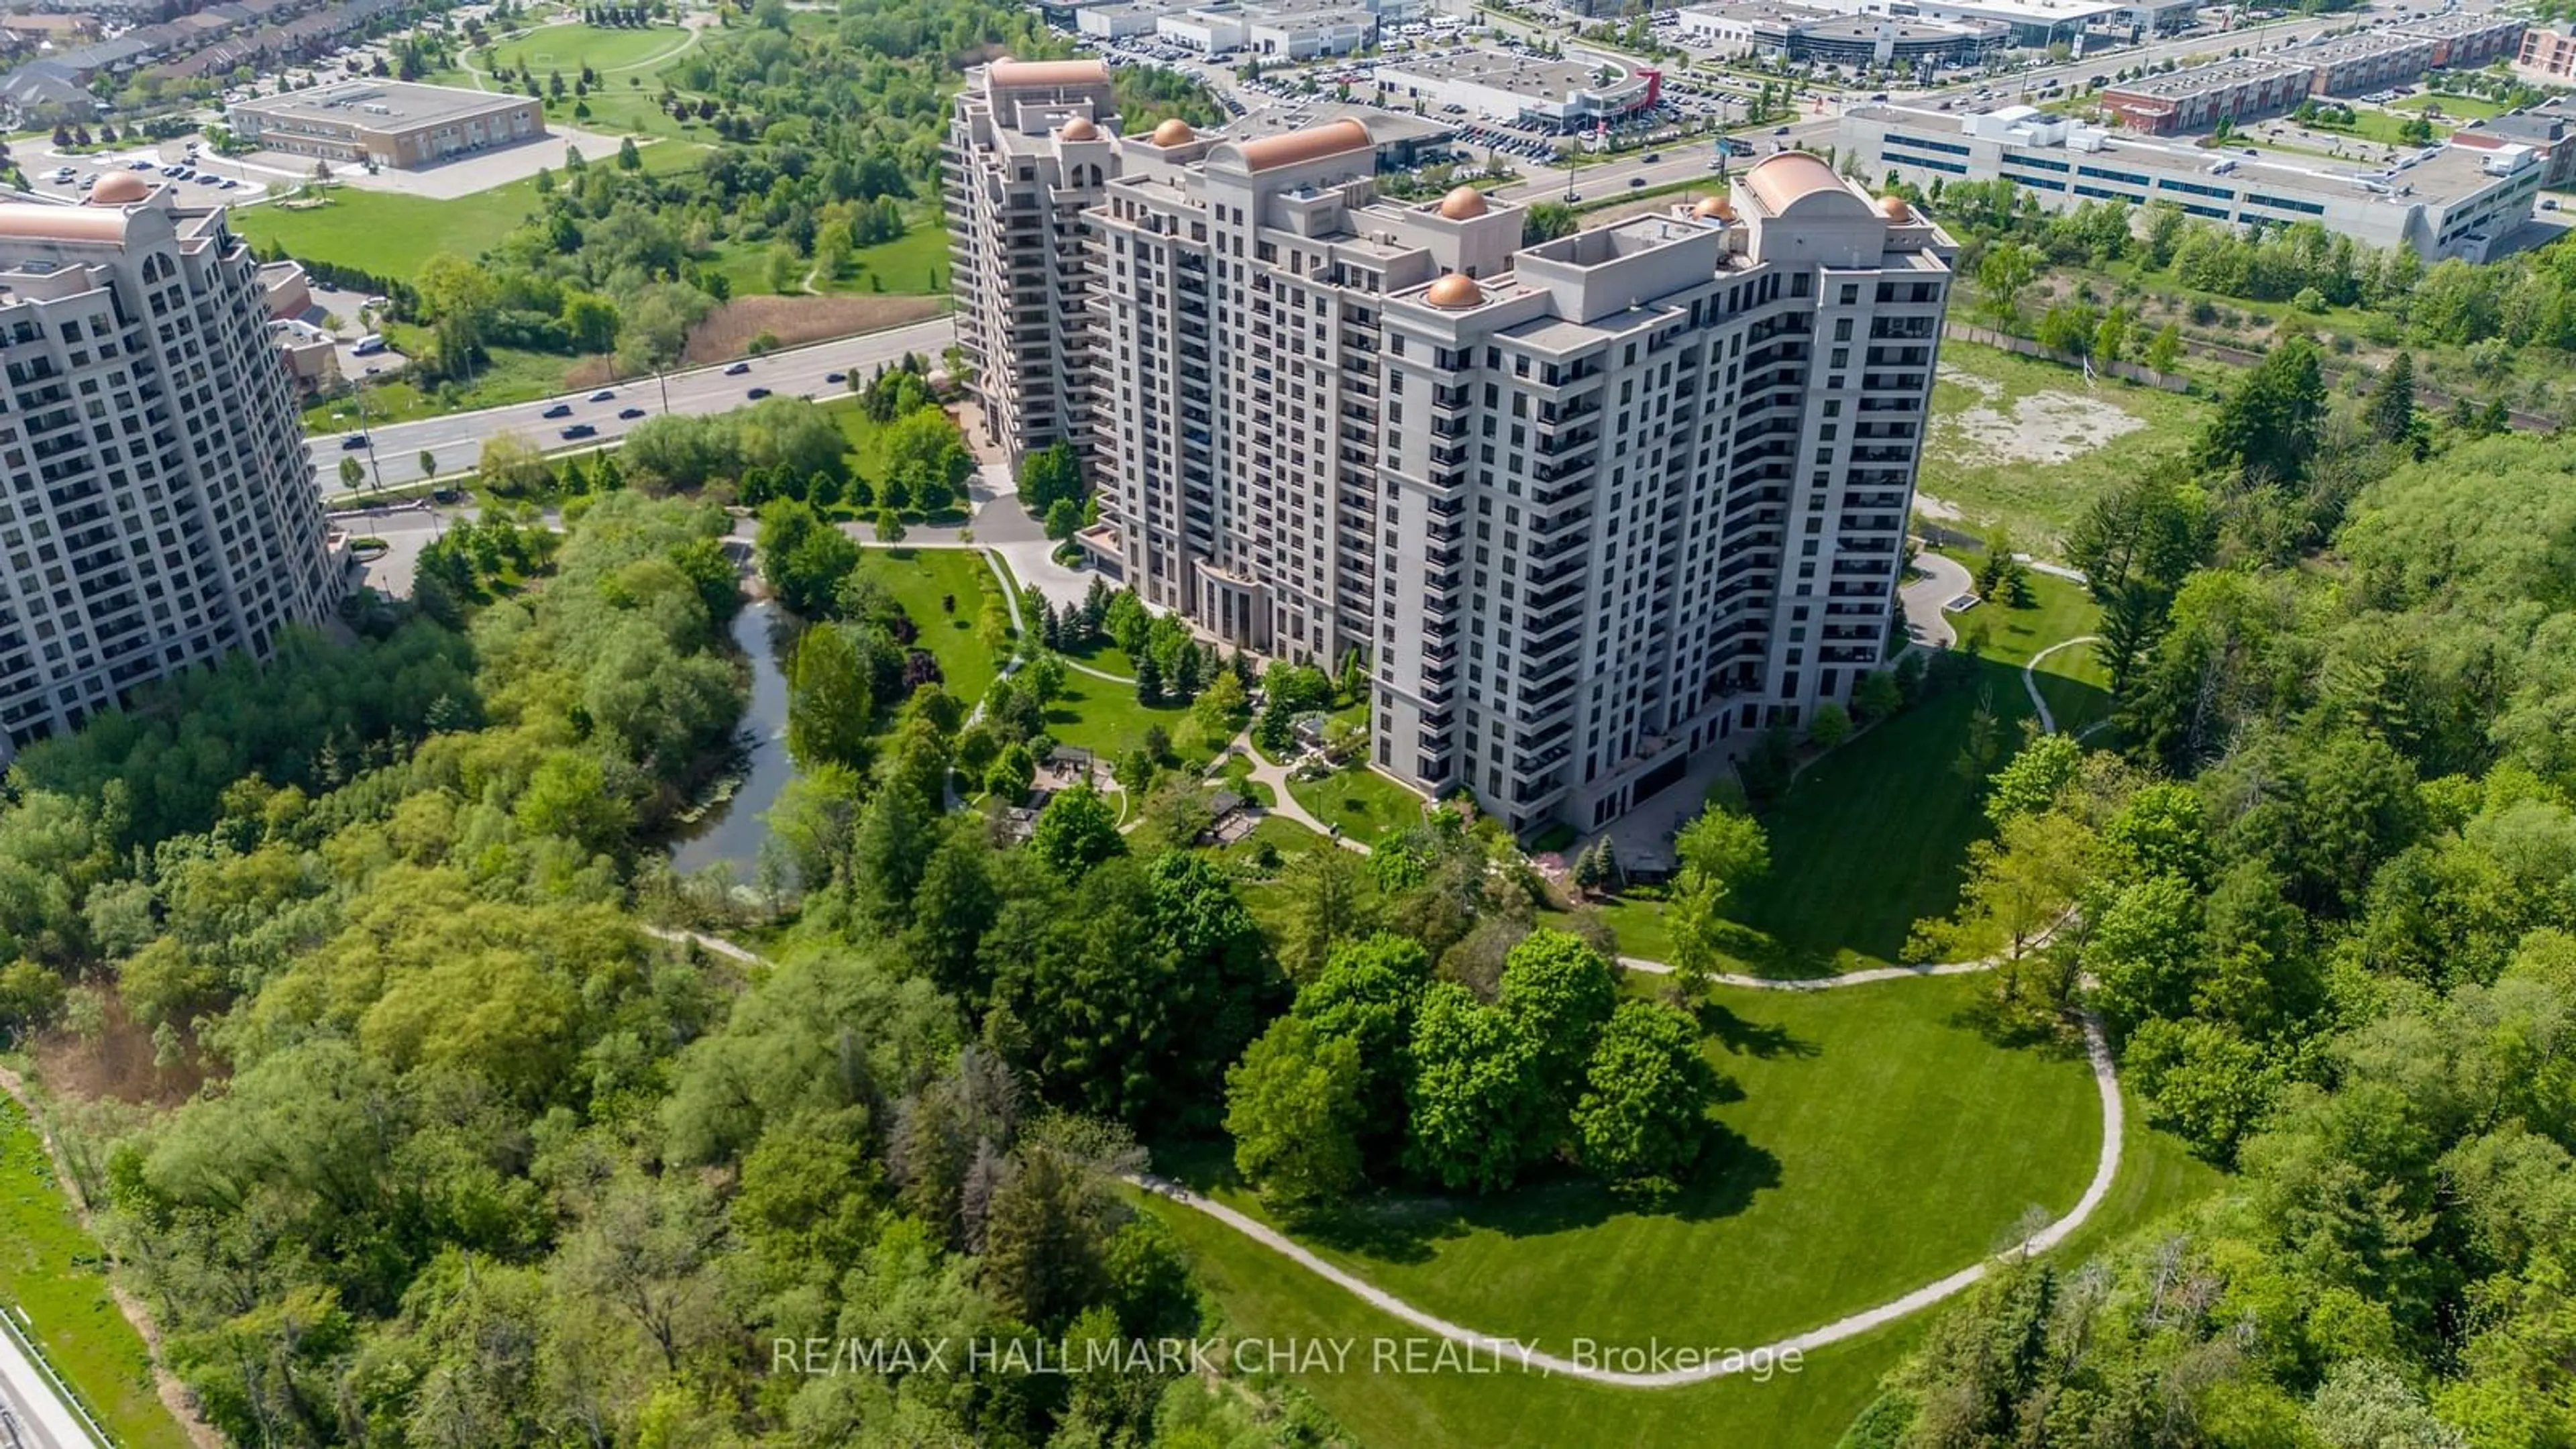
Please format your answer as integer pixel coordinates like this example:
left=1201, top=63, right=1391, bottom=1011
left=958, top=101, right=1955, bottom=835
left=0, top=174, right=344, bottom=759
left=945, top=58, right=1122, bottom=465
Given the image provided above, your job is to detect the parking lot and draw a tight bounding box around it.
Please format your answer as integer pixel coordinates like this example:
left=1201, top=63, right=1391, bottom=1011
left=25, top=151, right=270, bottom=206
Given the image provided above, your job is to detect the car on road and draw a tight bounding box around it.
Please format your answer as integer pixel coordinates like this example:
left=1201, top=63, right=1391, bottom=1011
left=560, top=423, right=597, bottom=440
left=746, top=386, right=771, bottom=399
left=219, top=178, right=237, bottom=189
left=825, top=371, right=846, bottom=384
left=1772, top=125, right=1791, bottom=135
left=1627, top=176, right=1645, bottom=187
left=1642, top=150, right=1660, bottom=162
left=588, top=389, right=615, bottom=402
left=542, top=402, right=574, bottom=419
left=1566, top=191, right=1582, bottom=201
left=724, top=362, right=751, bottom=376
left=340, top=434, right=370, bottom=450
left=619, top=407, right=647, bottom=419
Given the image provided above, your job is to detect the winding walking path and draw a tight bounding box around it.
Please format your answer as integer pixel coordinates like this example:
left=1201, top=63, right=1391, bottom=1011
left=2021, top=635, right=2100, bottom=737
left=1140, top=625, right=2127, bottom=1389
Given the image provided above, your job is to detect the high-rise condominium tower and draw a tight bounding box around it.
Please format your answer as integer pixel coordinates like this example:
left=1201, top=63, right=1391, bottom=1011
left=949, top=78, right=1955, bottom=835
left=0, top=174, right=343, bottom=759
left=945, top=58, right=1122, bottom=465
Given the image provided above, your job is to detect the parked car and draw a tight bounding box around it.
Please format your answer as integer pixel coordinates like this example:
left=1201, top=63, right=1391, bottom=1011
left=542, top=402, right=574, bottom=419
left=588, top=388, right=615, bottom=402
left=560, top=423, right=597, bottom=440
left=724, top=362, right=751, bottom=376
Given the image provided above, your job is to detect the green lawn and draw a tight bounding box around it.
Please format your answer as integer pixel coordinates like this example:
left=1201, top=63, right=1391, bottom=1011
left=1043, top=672, right=1197, bottom=763
left=853, top=547, right=1008, bottom=703
left=1286, top=766, right=1425, bottom=840
left=479, top=20, right=697, bottom=76
left=845, top=218, right=951, bottom=297
left=303, top=339, right=574, bottom=433
left=232, top=140, right=704, bottom=278
left=1583, top=572, right=2102, bottom=973
left=1169, top=970, right=2100, bottom=1354
left=1142, top=1193, right=1928, bottom=1448
left=0, top=1096, right=193, bottom=1449
left=2389, top=91, right=2509, bottom=121
left=1920, top=340, right=2212, bottom=555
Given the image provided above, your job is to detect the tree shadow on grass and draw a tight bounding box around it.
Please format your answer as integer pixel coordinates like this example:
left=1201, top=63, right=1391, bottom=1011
left=1694, top=999, right=1821, bottom=1062
left=1282, top=1127, right=1786, bottom=1265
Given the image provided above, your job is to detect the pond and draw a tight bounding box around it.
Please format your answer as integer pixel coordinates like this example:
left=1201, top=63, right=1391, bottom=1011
left=670, top=598, right=796, bottom=879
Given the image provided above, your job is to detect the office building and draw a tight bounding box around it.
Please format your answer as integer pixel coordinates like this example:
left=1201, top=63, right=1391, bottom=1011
left=0, top=174, right=344, bottom=759
left=1054, top=115, right=1952, bottom=833
left=226, top=80, right=543, bottom=169
left=1675, top=4, right=2008, bottom=68
left=1845, top=101, right=2544, bottom=262
left=1375, top=47, right=1658, bottom=133
left=944, top=58, right=1122, bottom=466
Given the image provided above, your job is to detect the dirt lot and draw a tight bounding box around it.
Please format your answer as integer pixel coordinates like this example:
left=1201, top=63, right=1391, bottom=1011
left=682, top=294, right=946, bottom=365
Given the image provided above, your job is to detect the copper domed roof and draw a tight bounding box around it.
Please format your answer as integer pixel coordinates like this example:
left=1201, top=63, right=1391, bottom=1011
left=1060, top=115, right=1099, bottom=142
left=1878, top=193, right=1912, bottom=221
left=1693, top=194, right=1736, bottom=221
left=1437, top=184, right=1489, bottom=219
left=1150, top=117, right=1195, bottom=146
left=1424, top=273, right=1482, bottom=309
left=89, top=170, right=149, bottom=205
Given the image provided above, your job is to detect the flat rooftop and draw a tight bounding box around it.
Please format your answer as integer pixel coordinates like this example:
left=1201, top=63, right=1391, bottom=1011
left=1925, top=0, right=2118, bottom=23
left=1381, top=47, right=1622, bottom=101
left=1855, top=101, right=2530, bottom=207
left=2106, top=56, right=2310, bottom=100
left=231, top=79, right=527, bottom=127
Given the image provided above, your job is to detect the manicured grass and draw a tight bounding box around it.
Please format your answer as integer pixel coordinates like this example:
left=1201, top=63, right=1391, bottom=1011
left=1730, top=574, right=2101, bottom=971
left=1919, top=339, right=2212, bottom=555
left=1286, top=765, right=1425, bottom=840
left=1043, top=671, right=1196, bottom=763
left=231, top=140, right=704, bottom=278
left=2390, top=91, right=2508, bottom=121
left=1584, top=572, right=2101, bottom=973
left=844, top=218, right=951, bottom=297
left=1142, top=1192, right=1927, bottom=1449
left=480, top=20, right=696, bottom=76
left=853, top=547, right=1006, bottom=703
left=1169, top=971, right=2100, bottom=1353
left=0, top=1096, right=192, bottom=1449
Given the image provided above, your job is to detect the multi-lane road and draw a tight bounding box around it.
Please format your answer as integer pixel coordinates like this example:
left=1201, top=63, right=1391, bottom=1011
left=0, top=1309, right=97, bottom=1449
left=309, top=317, right=957, bottom=497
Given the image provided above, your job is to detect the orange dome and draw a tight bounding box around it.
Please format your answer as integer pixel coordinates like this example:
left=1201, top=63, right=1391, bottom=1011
left=88, top=170, right=149, bottom=205
left=1436, top=184, right=1489, bottom=219
left=1060, top=115, right=1099, bottom=142
left=1424, top=272, right=1482, bottom=309
left=1878, top=193, right=1911, bottom=221
left=1150, top=117, right=1195, bottom=146
left=1693, top=194, right=1736, bottom=221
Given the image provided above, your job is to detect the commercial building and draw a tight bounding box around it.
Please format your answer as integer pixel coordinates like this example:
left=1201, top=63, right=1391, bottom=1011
left=2100, top=17, right=2529, bottom=134
left=2453, top=97, right=2576, bottom=188
left=1676, top=5, right=2006, bottom=68
left=1843, top=101, right=2545, bottom=262
left=1073, top=0, right=1411, bottom=54
left=2520, top=23, right=2576, bottom=83
left=945, top=58, right=1123, bottom=466
left=0, top=173, right=343, bottom=759
left=1788, top=0, right=2121, bottom=48
left=1015, top=113, right=1949, bottom=833
left=225, top=80, right=544, bottom=170
left=1375, top=46, right=1657, bottom=133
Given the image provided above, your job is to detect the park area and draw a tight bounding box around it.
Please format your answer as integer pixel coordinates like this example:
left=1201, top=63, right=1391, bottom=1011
left=1915, top=340, right=2210, bottom=554
left=1126, top=559, right=2196, bottom=1445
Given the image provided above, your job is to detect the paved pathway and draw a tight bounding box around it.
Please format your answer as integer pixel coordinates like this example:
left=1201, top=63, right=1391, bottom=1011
left=1898, top=551, right=1974, bottom=653
left=2021, top=636, right=2100, bottom=737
